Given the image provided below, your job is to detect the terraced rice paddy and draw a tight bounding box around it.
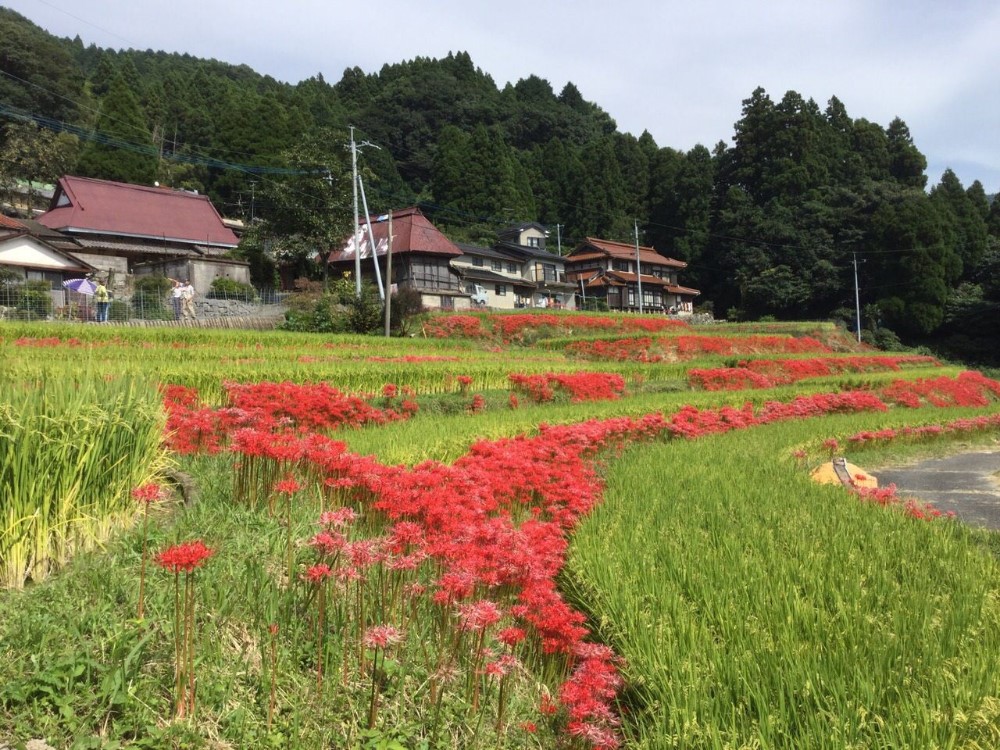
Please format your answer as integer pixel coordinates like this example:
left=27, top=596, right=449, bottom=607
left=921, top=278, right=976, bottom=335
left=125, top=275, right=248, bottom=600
left=2, top=313, right=999, bottom=749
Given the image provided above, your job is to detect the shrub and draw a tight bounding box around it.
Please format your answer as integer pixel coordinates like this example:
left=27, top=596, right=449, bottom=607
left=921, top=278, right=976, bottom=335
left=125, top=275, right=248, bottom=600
left=132, top=276, right=173, bottom=320
left=14, top=280, right=53, bottom=319
left=207, top=277, right=258, bottom=302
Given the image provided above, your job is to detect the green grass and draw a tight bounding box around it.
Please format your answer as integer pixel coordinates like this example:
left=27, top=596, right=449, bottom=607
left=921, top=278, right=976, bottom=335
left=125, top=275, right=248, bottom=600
left=566, top=408, right=1000, bottom=748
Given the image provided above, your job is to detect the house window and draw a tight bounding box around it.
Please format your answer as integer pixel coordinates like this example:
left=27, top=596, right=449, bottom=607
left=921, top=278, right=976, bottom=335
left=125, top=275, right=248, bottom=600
left=440, top=295, right=454, bottom=309
left=527, top=236, right=541, bottom=248
left=507, top=262, right=517, bottom=273
left=472, top=257, right=484, bottom=267
left=405, top=259, right=455, bottom=291
left=465, top=282, right=477, bottom=294
left=495, top=284, right=508, bottom=296
left=491, top=260, right=502, bottom=272
left=613, top=260, right=630, bottom=272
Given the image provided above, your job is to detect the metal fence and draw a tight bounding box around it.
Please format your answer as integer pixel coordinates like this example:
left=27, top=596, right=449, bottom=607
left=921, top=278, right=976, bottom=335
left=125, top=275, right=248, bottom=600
left=0, top=283, right=287, bottom=325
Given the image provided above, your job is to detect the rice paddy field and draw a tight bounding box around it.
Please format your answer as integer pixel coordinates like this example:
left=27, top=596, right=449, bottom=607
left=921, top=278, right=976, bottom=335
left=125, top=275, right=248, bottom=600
left=2, top=311, right=1000, bottom=749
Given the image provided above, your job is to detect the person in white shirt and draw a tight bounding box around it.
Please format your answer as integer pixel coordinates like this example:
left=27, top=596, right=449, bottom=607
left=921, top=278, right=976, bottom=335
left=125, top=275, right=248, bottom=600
left=180, top=281, right=196, bottom=320
left=169, top=278, right=185, bottom=319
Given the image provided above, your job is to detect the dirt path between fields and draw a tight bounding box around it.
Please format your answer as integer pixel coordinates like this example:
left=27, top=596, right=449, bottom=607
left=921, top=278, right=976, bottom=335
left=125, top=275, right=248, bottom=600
left=873, top=449, right=1000, bottom=530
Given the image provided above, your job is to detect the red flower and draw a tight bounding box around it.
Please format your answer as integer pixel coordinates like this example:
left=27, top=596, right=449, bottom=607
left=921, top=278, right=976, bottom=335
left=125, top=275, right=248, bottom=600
left=303, top=563, right=332, bottom=583
left=458, top=599, right=503, bottom=631
left=131, top=483, right=164, bottom=504
left=274, top=476, right=302, bottom=494
left=362, top=624, right=404, bottom=649
left=498, top=626, right=527, bottom=646
left=155, top=540, right=215, bottom=573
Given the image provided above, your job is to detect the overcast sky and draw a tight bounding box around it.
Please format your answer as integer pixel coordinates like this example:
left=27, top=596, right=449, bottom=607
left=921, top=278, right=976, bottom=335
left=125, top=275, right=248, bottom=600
left=9, top=0, right=1000, bottom=193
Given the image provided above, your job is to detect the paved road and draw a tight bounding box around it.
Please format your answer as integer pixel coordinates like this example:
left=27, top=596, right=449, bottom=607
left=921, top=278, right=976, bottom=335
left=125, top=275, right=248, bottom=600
left=874, top=450, right=1000, bottom=530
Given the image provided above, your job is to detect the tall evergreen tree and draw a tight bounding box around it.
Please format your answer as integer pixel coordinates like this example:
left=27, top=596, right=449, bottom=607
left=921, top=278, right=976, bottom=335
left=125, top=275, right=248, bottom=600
left=929, top=169, right=988, bottom=276
left=568, top=136, right=629, bottom=240
left=75, top=72, right=156, bottom=184
left=886, top=117, right=927, bottom=189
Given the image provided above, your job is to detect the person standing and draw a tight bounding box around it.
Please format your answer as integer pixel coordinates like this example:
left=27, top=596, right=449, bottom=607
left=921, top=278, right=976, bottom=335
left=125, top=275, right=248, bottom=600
left=94, top=279, right=110, bottom=322
left=169, top=278, right=184, bottom=320
left=181, top=281, right=197, bottom=320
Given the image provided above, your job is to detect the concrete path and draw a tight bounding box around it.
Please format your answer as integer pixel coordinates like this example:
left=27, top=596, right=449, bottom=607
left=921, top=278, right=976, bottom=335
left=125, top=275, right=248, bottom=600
left=874, top=450, right=1000, bottom=530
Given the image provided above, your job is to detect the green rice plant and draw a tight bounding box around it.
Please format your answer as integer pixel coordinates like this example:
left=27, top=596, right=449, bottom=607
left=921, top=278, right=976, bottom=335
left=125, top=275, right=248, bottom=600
left=0, top=372, right=166, bottom=589
left=567, top=409, right=1000, bottom=748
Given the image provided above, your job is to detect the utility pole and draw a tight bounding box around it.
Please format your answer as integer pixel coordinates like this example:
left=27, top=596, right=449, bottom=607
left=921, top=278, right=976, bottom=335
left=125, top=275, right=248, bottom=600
left=358, top=175, right=384, bottom=300
left=384, top=211, right=393, bottom=338
left=634, top=219, right=643, bottom=314
left=555, top=223, right=562, bottom=256
left=350, top=126, right=361, bottom=298
left=853, top=252, right=862, bottom=343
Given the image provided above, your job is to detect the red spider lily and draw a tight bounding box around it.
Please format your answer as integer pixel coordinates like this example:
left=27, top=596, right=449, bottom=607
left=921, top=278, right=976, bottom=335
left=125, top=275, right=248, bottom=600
left=155, top=540, right=215, bottom=573
left=458, top=600, right=503, bottom=631
left=484, top=653, right=521, bottom=677
left=498, top=626, right=527, bottom=646
left=303, top=563, right=333, bottom=583
left=162, top=380, right=416, bottom=455
left=131, top=482, right=165, bottom=504
left=13, top=336, right=86, bottom=347
left=319, top=507, right=358, bottom=527
left=363, top=624, right=404, bottom=649
left=156, top=365, right=999, bottom=745
left=309, top=530, right=346, bottom=556
left=366, top=355, right=461, bottom=363
left=689, top=354, right=940, bottom=391
left=846, top=413, right=1000, bottom=446
left=509, top=372, right=626, bottom=403
left=423, top=315, right=488, bottom=338
left=468, top=394, right=486, bottom=413
left=566, top=337, right=662, bottom=362
left=273, top=477, right=302, bottom=495
left=156, top=539, right=215, bottom=719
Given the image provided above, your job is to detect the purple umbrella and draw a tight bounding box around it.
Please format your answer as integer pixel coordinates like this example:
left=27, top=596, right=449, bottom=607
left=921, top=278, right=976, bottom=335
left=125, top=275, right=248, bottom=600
left=62, top=278, right=97, bottom=295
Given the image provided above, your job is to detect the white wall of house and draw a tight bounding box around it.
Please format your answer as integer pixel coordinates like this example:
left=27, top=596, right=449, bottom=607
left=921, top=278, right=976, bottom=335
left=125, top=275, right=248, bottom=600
left=0, top=236, right=87, bottom=271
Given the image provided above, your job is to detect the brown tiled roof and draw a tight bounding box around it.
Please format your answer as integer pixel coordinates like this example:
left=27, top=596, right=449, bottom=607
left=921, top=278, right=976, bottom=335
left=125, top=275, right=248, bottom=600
left=569, top=237, right=687, bottom=268
left=666, top=284, right=701, bottom=296
left=0, top=214, right=24, bottom=230
left=605, top=271, right=669, bottom=287
left=328, top=206, right=462, bottom=262
left=38, top=176, right=239, bottom=247
left=74, top=236, right=200, bottom=257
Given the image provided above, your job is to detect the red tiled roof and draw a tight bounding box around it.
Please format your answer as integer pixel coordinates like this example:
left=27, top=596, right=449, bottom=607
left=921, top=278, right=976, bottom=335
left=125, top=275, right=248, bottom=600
left=568, top=237, right=687, bottom=268
left=328, top=206, right=462, bottom=261
left=0, top=214, right=24, bottom=230
left=38, top=176, right=239, bottom=247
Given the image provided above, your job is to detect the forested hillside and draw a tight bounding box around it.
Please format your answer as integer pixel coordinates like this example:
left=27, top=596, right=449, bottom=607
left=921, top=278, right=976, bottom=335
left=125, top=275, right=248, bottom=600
left=1, top=7, right=998, bottom=360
